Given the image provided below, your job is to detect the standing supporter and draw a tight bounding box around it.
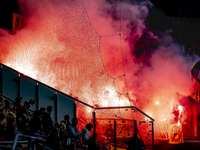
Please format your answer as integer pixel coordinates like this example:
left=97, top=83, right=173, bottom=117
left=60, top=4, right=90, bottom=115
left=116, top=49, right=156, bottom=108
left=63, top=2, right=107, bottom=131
left=60, top=120, right=72, bottom=149
left=0, top=96, right=5, bottom=110
left=59, top=123, right=66, bottom=138
left=64, top=114, right=71, bottom=129
left=21, top=101, right=31, bottom=134
left=0, top=113, right=7, bottom=141
left=5, top=112, right=28, bottom=149
left=88, top=133, right=100, bottom=150
left=4, top=112, right=16, bottom=141
left=29, top=110, right=42, bottom=135
left=82, top=123, right=93, bottom=144
left=68, top=117, right=86, bottom=148
left=59, top=122, right=67, bottom=149
left=15, top=96, right=23, bottom=117
left=23, top=101, right=31, bottom=117
left=42, top=106, right=53, bottom=135
left=46, top=128, right=60, bottom=150
left=127, top=135, right=140, bottom=150
left=60, top=120, right=69, bottom=135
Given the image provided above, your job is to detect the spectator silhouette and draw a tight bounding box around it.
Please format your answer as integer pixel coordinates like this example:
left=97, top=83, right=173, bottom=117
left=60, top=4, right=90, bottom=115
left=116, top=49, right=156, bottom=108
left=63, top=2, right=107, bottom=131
left=88, top=133, right=100, bottom=150
left=29, top=110, right=42, bottom=135
left=127, top=135, right=141, bottom=150
left=82, top=123, right=93, bottom=144
left=42, top=106, right=53, bottom=135
left=46, top=127, right=60, bottom=150
left=23, top=101, right=31, bottom=117
left=15, top=96, right=23, bottom=117
left=64, top=114, right=71, bottom=129
left=4, top=112, right=16, bottom=141
left=0, top=113, right=7, bottom=141
left=68, top=117, right=86, bottom=144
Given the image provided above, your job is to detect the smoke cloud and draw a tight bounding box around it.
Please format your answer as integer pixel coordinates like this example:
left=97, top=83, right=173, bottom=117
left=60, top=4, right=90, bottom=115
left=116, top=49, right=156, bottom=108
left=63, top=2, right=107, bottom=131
left=0, top=0, right=199, bottom=133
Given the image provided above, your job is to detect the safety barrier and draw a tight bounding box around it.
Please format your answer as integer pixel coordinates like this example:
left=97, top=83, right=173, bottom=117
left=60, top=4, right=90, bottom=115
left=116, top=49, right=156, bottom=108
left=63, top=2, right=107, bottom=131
left=0, top=134, right=52, bottom=150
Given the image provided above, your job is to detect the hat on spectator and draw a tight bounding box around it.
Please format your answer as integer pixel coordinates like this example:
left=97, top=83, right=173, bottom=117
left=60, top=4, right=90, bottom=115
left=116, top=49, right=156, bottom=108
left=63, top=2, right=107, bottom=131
left=15, top=96, right=23, bottom=103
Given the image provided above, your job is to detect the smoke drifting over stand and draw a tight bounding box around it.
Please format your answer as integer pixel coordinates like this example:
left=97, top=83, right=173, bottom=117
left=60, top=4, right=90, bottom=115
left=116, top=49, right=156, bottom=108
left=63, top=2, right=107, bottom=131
left=0, top=0, right=199, bottom=132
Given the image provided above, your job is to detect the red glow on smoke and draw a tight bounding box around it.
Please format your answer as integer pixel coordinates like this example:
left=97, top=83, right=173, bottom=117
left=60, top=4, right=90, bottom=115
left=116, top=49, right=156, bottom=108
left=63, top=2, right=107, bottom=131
left=0, top=0, right=198, bottom=139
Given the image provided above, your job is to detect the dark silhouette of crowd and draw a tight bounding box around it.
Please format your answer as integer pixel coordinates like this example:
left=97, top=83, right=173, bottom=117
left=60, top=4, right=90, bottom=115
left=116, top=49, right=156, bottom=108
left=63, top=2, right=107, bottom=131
left=0, top=96, right=101, bottom=150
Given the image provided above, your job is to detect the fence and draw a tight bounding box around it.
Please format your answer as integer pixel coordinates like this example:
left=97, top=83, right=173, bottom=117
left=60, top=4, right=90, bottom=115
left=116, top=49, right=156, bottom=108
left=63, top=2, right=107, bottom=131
left=76, top=106, right=155, bottom=150
left=0, top=134, right=52, bottom=150
left=0, top=63, right=154, bottom=150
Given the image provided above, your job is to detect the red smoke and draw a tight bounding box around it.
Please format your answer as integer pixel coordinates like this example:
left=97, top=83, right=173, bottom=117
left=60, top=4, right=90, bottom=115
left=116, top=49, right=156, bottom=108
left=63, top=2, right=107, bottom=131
left=0, top=0, right=198, bottom=136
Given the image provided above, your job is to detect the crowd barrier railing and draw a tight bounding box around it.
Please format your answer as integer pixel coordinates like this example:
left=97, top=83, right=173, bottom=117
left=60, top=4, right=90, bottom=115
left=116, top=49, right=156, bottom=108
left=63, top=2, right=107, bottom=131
left=0, top=134, right=52, bottom=150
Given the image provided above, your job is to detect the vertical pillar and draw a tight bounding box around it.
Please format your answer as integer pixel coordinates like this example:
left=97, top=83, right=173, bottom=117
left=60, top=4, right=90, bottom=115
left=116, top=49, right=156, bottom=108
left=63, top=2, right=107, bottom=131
left=114, top=120, right=117, bottom=150
left=134, top=120, right=137, bottom=149
left=74, top=102, right=76, bottom=118
left=152, top=121, right=154, bottom=150
left=54, top=92, right=58, bottom=122
left=36, top=83, right=39, bottom=110
left=93, top=111, right=96, bottom=133
left=17, top=74, right=21, bottom=97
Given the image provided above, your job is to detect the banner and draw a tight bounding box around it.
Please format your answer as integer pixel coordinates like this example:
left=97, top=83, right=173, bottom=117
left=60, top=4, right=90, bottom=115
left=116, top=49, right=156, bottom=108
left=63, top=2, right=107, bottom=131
left=169, top=124, right=184, bottom=144
left=13, top=13, right=26, bottom=34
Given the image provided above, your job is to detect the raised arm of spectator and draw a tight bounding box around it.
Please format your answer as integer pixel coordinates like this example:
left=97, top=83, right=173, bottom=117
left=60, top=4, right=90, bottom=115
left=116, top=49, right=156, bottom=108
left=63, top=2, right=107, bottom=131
left=68, top=126, right=83, bottom=137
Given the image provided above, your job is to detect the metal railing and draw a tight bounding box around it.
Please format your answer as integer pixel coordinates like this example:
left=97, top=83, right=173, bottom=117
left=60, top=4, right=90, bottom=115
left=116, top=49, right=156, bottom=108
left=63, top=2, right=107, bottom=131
left=92, top=106, right=155, bottom=150
left=0, top=134, right=108, bottom=150
left=96, top=142, right=108, bottom=150
left=0, top=63, right=154, bottom=150
left=0, top=94, right=154, bottom=150
left=0, top=134, right=52, bottom=150
left=0, top=93, right=34, bottom=113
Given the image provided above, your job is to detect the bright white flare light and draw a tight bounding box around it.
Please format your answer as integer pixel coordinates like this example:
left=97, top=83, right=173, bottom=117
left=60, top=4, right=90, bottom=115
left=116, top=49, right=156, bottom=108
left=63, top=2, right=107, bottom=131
left=178, top=105, right=183, bottom=112
left=87, top=107, right=92, bottom=112
left=102, top=100, right=108, bottom=107
left=7, top=63, right=37, bottom=79
left=177, top=121, right=180, bottom=126
left=98, top=85, right=119, bottom=107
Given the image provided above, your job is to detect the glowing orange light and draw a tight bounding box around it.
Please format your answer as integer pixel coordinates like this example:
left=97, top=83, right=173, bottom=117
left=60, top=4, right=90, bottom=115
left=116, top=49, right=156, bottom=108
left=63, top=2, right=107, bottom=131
left=155, top=101, right=159, bottom=105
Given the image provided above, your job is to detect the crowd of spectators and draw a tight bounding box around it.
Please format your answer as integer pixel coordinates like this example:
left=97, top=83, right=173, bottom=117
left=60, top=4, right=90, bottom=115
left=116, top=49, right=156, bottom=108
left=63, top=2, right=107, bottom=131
left=0, top=96, right=101, bottom=150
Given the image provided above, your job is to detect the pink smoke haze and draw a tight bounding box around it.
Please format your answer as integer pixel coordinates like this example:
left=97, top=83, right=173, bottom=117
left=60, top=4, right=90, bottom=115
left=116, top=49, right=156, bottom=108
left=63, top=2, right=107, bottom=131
left=0, top=0, right=198, bottom=135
